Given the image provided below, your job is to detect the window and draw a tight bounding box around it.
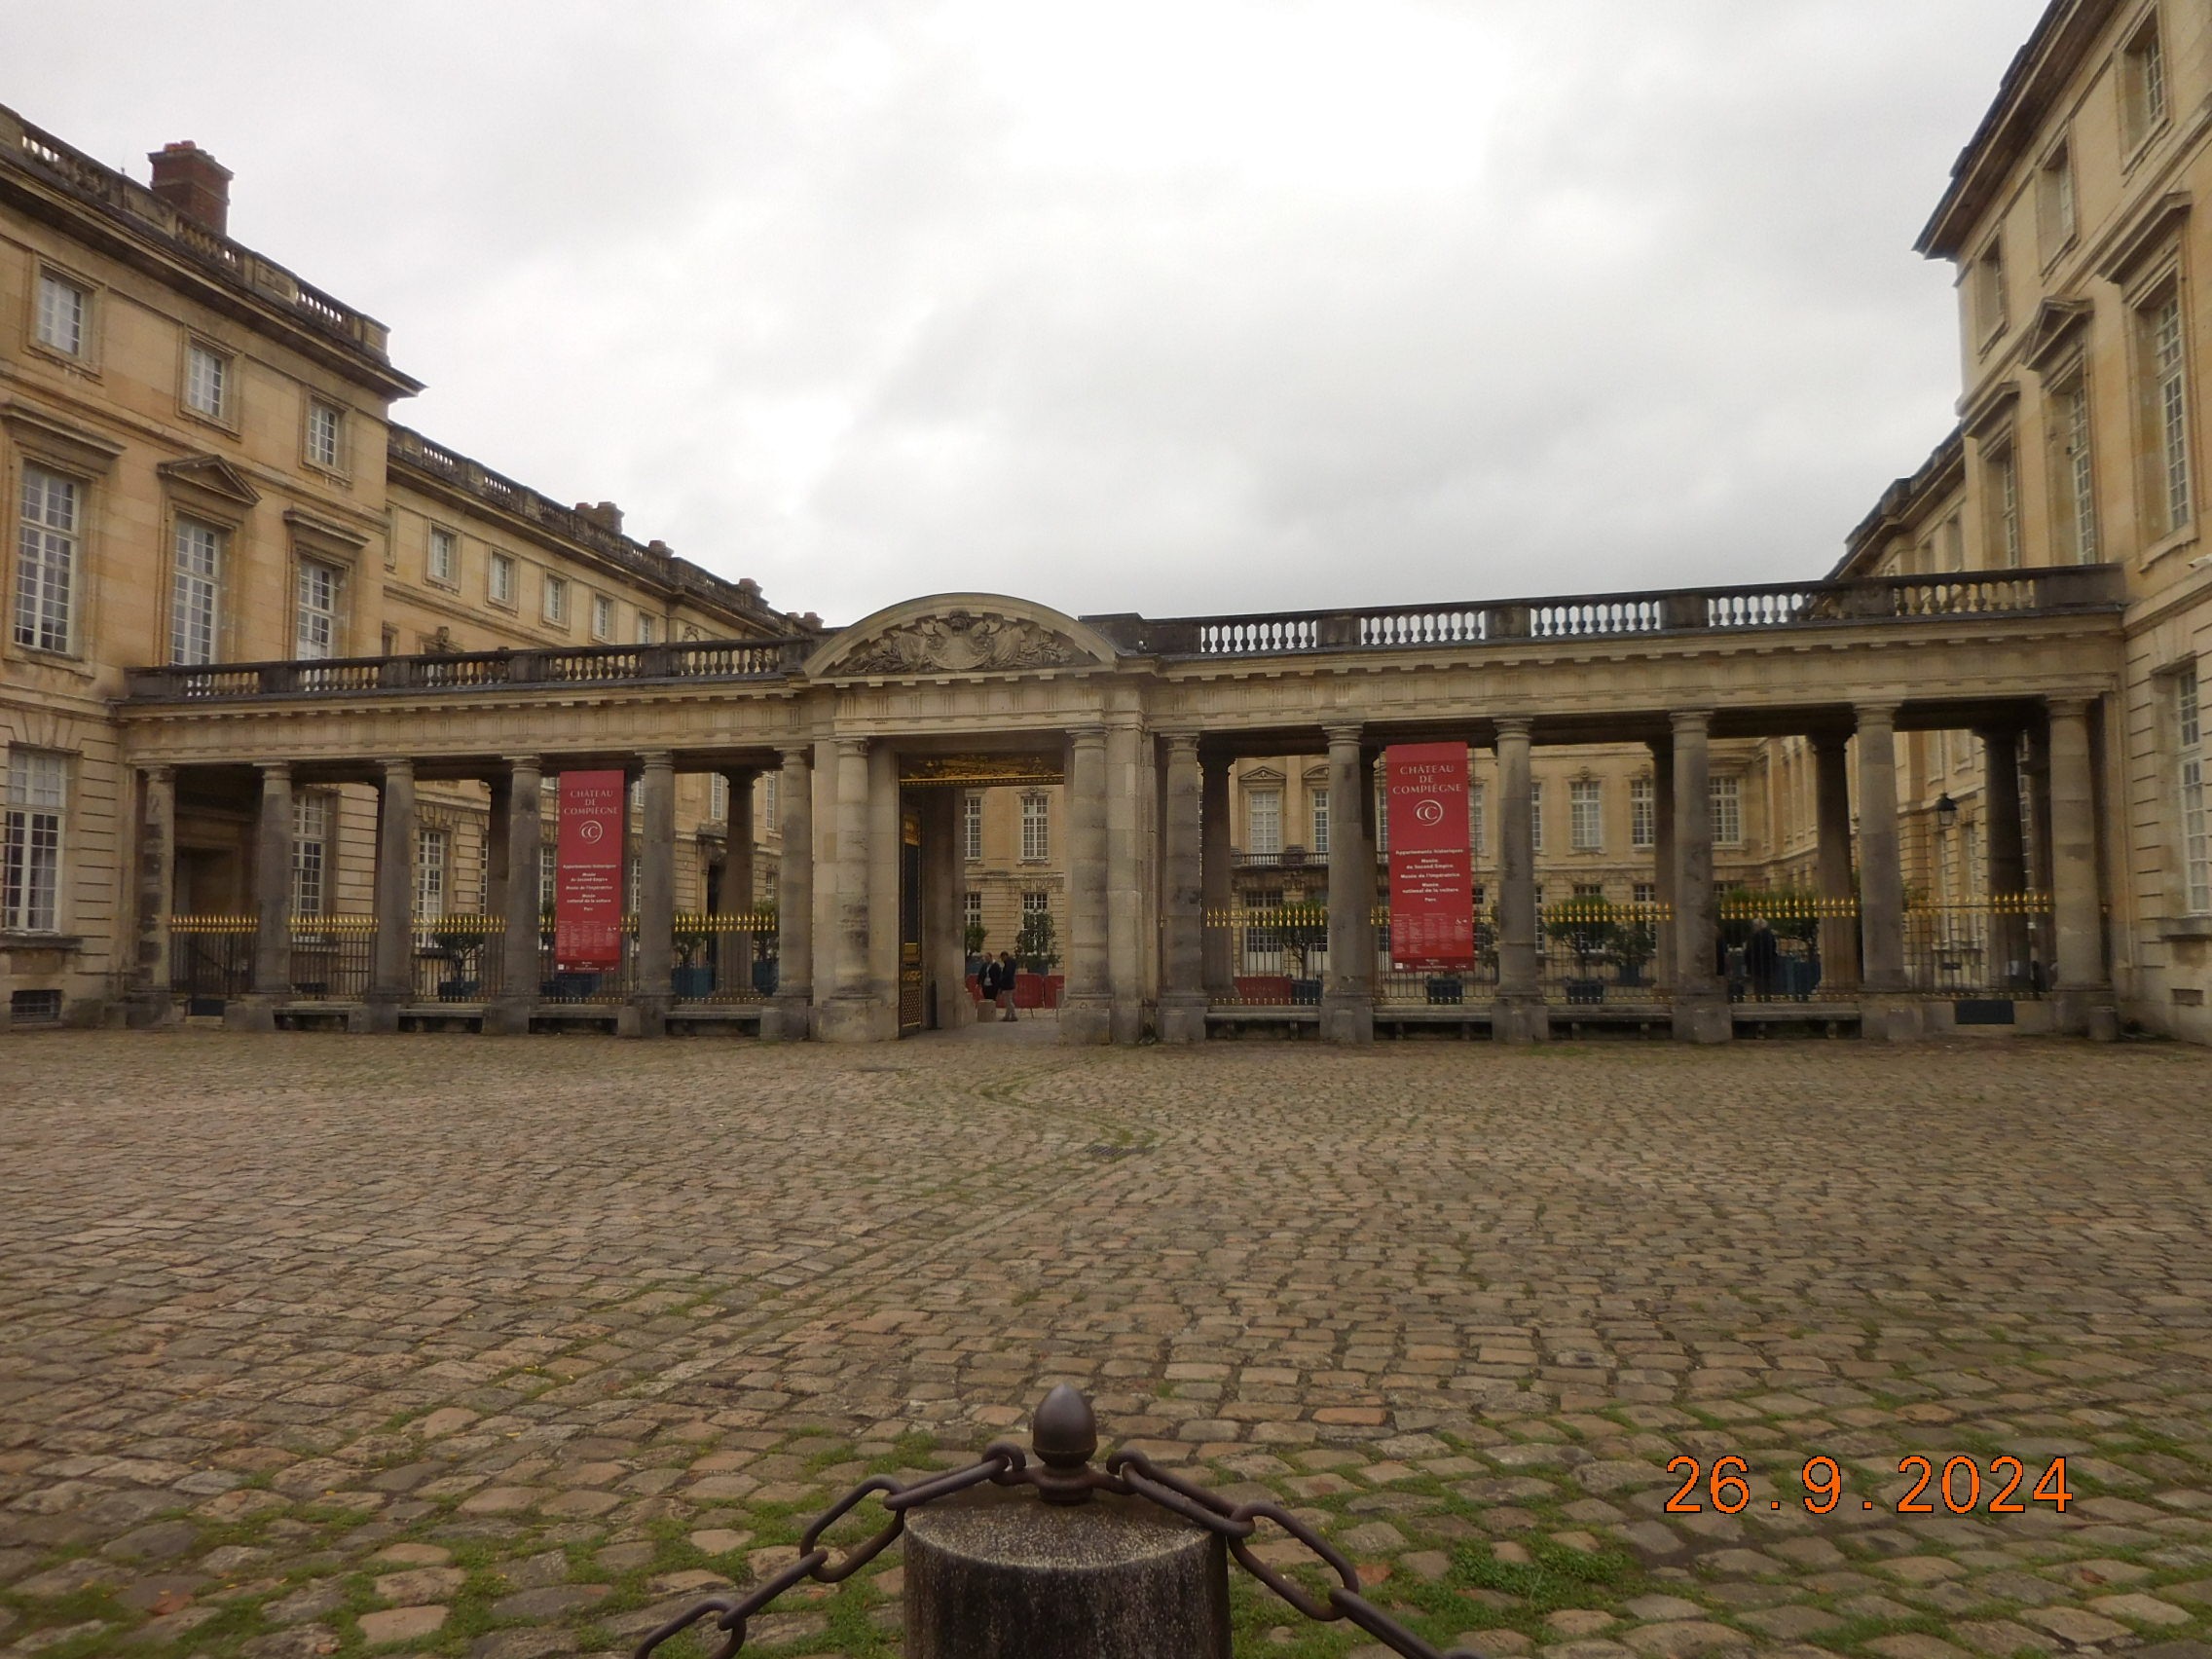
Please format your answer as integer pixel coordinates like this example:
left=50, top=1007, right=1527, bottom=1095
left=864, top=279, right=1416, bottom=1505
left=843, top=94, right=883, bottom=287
left=1246, top=889, right=1284, bottom=970
left=963, top=792, right=983, bottom=861
left=415, top=828, right=447, bottom=919
left=169, top=516, right=221, bottom=666
left=306, top=401, right=343, bottom=470
left=1711, top=775, right=1743, bottom=846
left=964, top=890, right=983, bottom=940
left=292, top=793, right=329, bottom=916
left=1987, top=443, right=2021, bottom=567
left=1310, top=791, right=1329, bottom=857
left=1973, top=240, right=2008, bottom=343
left=1569, top=779, right=1603, bottom=852
left=542, top=573, right=569, bottom=625
left=1022, top=890, right=1051, bottom=920
left=2, top=750, right=65, bottom=933
left=2052, top=376, right=2097, bottom=563
left=2146, top=290, right=2193, bottom=535
left=1530, top=782, right=1544, bottom=852
left=2039, top=144, right=2077, bottom=256
left=295, top=560, right=340, bottom=658
left=1633, top=881, right=1658, bottom=906
left=488, top=551, right=516, bottom=606
left=35, top=271, right=88, bottom=357
left=426, top=526, right=458, bottom=585
left=637, top=613, right=657, bottom=645
left=1020, top=793, right=1050, bottom=862
left=762, top=771, right=778, bottom=830
left=1468, top=781, right=1486, bottom=860
left=591, top=593, right=614, bottom=640
left=1248, top=789, right=1281, bottom=858
left=2124, top=16, right=2168, bottom=150
left=184, top=342, right=229, bottom=418
left=1630, top=777, right=1655, bottom=850
left=2180, top=667, right=2209, bottom=913
left=538, top=844, right=557, bottom=909
left=14, top=465, right=78, bottom=654
left=710, top=773, right=730, bottom=823
left=381, top=624, right=398, bottom=656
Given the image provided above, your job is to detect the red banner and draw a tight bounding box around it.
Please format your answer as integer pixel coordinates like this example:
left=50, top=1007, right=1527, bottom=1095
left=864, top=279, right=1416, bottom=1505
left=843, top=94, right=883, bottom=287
left=556, top=770, right=626, bottom=970
left=1386, top=743, right=1475, bottom=970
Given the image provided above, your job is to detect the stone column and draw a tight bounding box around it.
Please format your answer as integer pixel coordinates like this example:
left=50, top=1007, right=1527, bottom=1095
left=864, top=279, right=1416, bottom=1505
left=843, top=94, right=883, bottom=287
left=1200, top=753, right=1234, bottom=1000
left=1062, top=725, right=1112, bottom=1045
left=817, top=737, right=879, bottom=1042
left=629, top=751, right=676, bottom=1036
left=2047, top=698, right=2117, bottom=1038
left=1813, top=734, right=1858, bottom=995
left=362, top=757, right=416, bottom=1033
left=771, top=743, right=815, bottom=1040
left=487, top=756, right=541, bottom=1035
left=1671, top=711, right=1728, bottom=1043
left=716, top=768, right=757, bottom=995
left=1320, top=722, right=1375, bottom=1044
left=1106, top=721, right=1150, bottom=1044
left=1648, top=741, right=1676, bottom=994
left=919, top=789, right=971, bottom=1031
left=227, top=762, right=289, bottom=1031
left=2023, top=721, right=2055, bottom=986
left=1854, top=704, right=1912, bottom=1040
left=127, top=765, right=177, bottom=1027
left=1493, top=718, right=1545, bottom=1043
left=1979, top=727, right=2029, bottom=994
left=1159, top=732, right=1206, bottom=1043
left=485, top=773, right=511, bottom=926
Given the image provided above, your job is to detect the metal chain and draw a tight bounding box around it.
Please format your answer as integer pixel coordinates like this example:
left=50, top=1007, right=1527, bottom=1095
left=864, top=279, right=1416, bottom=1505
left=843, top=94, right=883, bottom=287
left=635, top=1434, right=1477, bottom=1659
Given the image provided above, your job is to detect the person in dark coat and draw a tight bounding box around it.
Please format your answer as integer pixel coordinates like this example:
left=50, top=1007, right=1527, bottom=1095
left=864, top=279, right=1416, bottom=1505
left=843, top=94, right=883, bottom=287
left=994, top=950, right=1020, bottom=1020
left=1744, top=917, right=1781, bottom=1002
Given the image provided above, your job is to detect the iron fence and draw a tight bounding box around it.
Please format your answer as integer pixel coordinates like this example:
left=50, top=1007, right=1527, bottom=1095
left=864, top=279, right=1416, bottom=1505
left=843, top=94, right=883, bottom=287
left=1715, top=892, right=1853, bottom=1002
left=673, top=911, right=778, bottom=1002
left=408, top=914, right=504, bottom=1002
left=536, top=919, right=636, bottom=1004
left=284, top=914, right=376, bottom=1001
left=1902, top=895, right=2051, bottom=997
left=168, top=915, right=253, bottom=1013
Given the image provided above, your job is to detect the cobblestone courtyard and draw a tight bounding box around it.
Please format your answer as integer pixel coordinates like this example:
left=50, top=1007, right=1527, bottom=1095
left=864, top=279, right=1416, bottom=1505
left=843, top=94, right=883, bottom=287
left=1, top=1033, right=2208, bottom=1659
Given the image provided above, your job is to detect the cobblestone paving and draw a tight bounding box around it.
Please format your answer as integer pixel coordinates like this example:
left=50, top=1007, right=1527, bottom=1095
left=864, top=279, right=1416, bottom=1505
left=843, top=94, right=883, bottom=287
left=2, top=1032, right=2209, bottom=1659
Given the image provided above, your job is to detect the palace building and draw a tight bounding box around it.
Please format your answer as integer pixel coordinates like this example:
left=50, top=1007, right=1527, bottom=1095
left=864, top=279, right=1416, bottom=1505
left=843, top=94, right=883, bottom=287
left=3, top=0, right=2208, bottom=1045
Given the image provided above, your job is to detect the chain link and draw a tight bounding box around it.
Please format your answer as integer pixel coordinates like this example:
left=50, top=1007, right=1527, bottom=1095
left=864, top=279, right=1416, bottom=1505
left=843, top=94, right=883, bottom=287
left=634, top=1435, right=1477, bottom=1659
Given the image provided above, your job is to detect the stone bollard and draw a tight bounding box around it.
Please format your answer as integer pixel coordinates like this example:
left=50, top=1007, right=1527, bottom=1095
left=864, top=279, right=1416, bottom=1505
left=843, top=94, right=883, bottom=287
left=904, top=1384, right=1232, bottom=1659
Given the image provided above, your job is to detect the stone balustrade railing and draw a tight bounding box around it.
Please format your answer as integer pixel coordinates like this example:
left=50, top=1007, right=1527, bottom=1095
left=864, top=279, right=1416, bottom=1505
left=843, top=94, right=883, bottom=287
left=123, top=566, right=2124, bottom=704
left=2, top=105, right=393, bottom=360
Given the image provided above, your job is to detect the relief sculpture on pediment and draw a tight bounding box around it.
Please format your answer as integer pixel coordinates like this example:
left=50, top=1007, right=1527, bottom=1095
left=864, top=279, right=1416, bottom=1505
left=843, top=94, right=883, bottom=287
left=834, top=610, right=1094, bottom=675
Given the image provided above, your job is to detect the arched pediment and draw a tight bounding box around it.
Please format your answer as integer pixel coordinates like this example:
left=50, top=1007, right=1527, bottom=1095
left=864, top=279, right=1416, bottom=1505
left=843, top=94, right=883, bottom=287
left=805, top=594, right=1121, bottom=679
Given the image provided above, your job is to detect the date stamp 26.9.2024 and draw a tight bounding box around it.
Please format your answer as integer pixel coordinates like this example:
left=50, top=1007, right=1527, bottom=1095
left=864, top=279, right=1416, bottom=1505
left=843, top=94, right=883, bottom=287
left=1664, top=1454, right=2074, bottom=1516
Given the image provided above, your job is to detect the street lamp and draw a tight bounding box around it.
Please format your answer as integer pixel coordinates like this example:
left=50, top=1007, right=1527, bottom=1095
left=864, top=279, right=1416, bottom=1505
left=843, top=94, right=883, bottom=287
left=1936, top=793, right=1960, bottom=832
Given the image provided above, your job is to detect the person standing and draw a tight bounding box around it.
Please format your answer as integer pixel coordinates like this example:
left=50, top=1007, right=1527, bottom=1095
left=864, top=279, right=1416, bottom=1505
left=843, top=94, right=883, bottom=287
left=995, top=949, right=1019, bottom=1020
left=1745, top=916, right=1781, bottom=1002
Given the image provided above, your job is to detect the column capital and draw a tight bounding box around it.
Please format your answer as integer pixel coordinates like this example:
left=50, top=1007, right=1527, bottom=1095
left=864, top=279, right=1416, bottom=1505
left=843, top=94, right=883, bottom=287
left=1853, top=702, right=1899, bottom=728
left=503, top=753, right=542, bottom=771
left=257, top=759, right=293, bottom=779
left=832, top=736, right=868, bottom=759
left=1669, top=708, right=1714, bottom=734
left=2046, top=695, right=2094, bottom=722
left=1068, top=722, right=1109, bottom=746
left=143, top=763, right=175, bottom=783
left=380, top=756, right=415, bottom=779
left=1161, top=730, right=1201, bottom=758
left=640, top=750, right=675, bottom=771
left=1323, top=721, right=1364, bottom=747
left=777, top=742, right=814, bottom=766
left=1809, top=729, right=1852, bottom=755
left=1493, top=716, right=1532, bottom=742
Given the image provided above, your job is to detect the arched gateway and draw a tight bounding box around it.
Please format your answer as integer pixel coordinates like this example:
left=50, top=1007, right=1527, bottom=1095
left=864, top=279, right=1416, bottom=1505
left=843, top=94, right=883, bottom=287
left=117, top=568, right=2125, bottom=1045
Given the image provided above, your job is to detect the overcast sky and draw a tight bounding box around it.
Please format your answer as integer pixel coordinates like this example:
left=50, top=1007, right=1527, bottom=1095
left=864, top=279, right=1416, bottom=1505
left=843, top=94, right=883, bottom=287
left=23, top=0, right=2046, bottom=626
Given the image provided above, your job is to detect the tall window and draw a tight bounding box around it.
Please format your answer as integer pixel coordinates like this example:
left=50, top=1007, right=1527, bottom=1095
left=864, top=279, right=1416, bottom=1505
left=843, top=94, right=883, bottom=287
left=1569, top=779, right=1603, bottom=852
left=591, top=593, right=614, bottom=640
left=292, top=793, right=329, bottom=915
left=2148, top=290, right=2193, bottom=535
left=1022, top=890, right=1051, bottom=921
left=2, top=751, right=65, bottom=933
left=415, top=828, right=448, bottom=919
left=2040, top=143, right=2077, bottom=254
left=1248, top=789, right=1281, bottom=858
left=710, top=773, right=730, bottom=823
left=1633, top=881, right=1657, bottom=906
left=963, top=890, right=983, bottom=939
left=963, top=792, right=983, bottom=861
left=1630, top=777, right=1655, bottom=850
left=1711, top=776, right=1743, bottom=846
left=15, top=465, right=78, bottom=654
left=542, top=573, right=569, bottom=625
left=1988, top=444, right=2021, bottom=567
left=295, top=561, right=339, bottom=658
left=1020, top=793, right=1050, bottom=862
left=1310, top=792, right=1329, bottom=856
left=1529, top=782, right=1544, bottom=852
left=538, top=843, right=557, bottom=909
left=2180, top=667, right=2209, bottom=914
left=488, top=551, right=516, bottom=606
left=637, top=613, right=657, bottom=645
left=185, top=343, right=229, bottom=418
left=2125, top=17, right=2167, bottom=148
left=169, top=517, right=221, bottom=666
left=762, top=770, right=778, bottom=829
left=35, top=272, right=88, bottom=357
left=307, top=401, right=343, bottom=470
left=427, top=526, right=458, bottom=584
left=1973, top=240, right=2007, bottom=343
left=1468, top=781, right=1486, bottom=859
left=2053, top=376, right=2097, bottom=562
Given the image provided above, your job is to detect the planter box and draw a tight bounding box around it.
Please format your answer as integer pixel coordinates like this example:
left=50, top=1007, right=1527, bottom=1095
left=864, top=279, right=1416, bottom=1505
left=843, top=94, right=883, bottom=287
left=1564, top=977, right=1605, bottom=1005
left=671, top=966, right=714, bottom=999
left=1014, top=973, right=1063, bottom=1010
left=1424, top=977, right=1463, bottom=1005
left=752, top=958, right=779, bottom=996
left=437, top=978, right=480, bottom=1003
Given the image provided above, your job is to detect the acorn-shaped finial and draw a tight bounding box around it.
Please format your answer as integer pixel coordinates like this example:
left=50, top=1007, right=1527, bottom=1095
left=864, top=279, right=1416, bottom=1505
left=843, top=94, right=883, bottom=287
left=1031, top=1383, right=1098, bottom=1471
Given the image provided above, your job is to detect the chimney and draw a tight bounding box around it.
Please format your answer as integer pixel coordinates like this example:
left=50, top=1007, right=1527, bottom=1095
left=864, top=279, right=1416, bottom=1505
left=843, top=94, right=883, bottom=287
left=575, top=501, right=624, bottom=534
left=148, top=141, right=233, bottom=236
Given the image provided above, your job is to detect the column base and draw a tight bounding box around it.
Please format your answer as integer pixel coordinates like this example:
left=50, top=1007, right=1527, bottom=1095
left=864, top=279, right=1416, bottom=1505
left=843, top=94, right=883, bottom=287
left=352, top=996, right=401, bottom=1034
left=1493, top=996, right=1550, bottom=1045
left=483, top=999, right=534, bottom=1036
left=1060, top=996, right=1112, bottom=1046
left=2053, top=989, right=2120, bottom=1042
left=223, top=996, right=276, bottom=1033
left=763, top=995, right=813, bottom=1042
left=1319, top=993, right=1374, bottom=1046
left=125, top=990, right=176, bottom=1030
left=1110, top=999, right=1149, bottom=1046
left=1857, top=995, right=1922, bottom=1044
left=815, top=995, right=895, bottom=1044
left=1671, top=993, right=1731, bottom=1045
left=1157, top=993, right=1207, bottom=1045
left=621, top=996, right=669, bottom=1039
